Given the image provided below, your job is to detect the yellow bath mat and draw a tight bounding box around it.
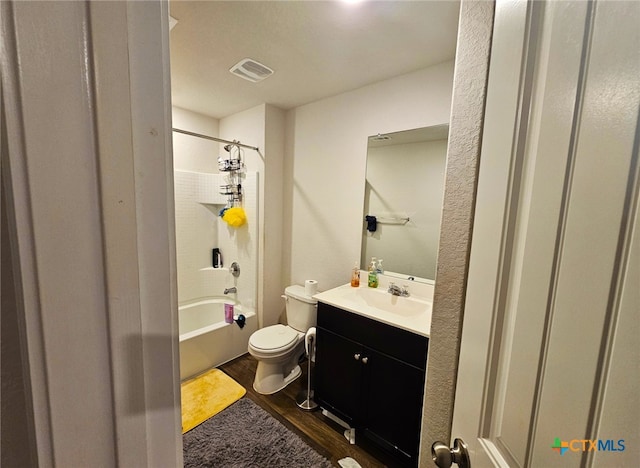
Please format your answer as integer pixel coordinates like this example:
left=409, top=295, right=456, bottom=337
left=181, top=368, right=246, bottom=433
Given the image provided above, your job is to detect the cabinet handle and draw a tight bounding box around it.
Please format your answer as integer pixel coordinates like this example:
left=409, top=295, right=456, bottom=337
left=362, top=357, right=369, bottom=364
left=354, top=353, right=361, bottom=361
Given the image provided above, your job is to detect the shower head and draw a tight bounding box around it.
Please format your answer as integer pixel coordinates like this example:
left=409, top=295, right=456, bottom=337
left=224, top=144, right=233, bottom=152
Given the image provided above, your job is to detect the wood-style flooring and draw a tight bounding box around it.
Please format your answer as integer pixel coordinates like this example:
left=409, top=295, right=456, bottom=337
left=219, top=353, right=387, bottom=468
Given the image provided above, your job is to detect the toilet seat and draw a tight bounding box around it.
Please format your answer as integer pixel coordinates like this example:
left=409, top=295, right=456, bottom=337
left=249, top=324, right=300, bottom=355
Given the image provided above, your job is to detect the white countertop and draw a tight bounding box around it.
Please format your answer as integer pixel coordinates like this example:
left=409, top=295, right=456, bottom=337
left=313, top=282, right=432, bottom=337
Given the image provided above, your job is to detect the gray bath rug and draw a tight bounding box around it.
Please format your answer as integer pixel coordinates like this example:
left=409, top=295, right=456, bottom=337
left=183, top=397, right=333, bottom=467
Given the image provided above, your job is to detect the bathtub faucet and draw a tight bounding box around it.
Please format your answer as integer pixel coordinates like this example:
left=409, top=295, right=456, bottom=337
left=224, top=287, right=237, bottom=294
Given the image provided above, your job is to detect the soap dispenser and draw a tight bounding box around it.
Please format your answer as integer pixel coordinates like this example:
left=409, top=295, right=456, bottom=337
left=376, top=259, right=384, bottom=275
left=368, top=257, right=378, bottom=288
left=351, top=261, right=360, bottom=287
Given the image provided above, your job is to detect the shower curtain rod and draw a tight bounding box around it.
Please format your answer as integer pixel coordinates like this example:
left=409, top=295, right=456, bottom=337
left=172, top=127, right=260, bottom=152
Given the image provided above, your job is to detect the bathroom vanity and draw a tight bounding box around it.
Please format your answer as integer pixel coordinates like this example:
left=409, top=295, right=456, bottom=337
left=313, top=282, right=432, bottom=467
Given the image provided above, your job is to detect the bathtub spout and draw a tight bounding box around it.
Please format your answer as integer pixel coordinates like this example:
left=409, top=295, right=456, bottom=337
left=224, top=287, right=237, bottom=294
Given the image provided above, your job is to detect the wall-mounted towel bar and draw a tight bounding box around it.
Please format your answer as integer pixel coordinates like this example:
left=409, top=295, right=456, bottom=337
left=366, top=216, right=410, bottom=225
left=378, top=217, right=410, bottom=225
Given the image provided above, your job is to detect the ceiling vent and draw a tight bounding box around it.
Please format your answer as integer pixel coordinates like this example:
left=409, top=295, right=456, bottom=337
left=229, top=58, right=274, bottom=83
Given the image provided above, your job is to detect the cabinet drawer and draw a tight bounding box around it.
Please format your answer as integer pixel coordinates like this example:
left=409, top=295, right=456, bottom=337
left=318, top=302, right=428, bottom=370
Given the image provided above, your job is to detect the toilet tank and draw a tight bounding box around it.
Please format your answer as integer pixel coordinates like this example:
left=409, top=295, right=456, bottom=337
left=284, top=285, right=317, bottom=332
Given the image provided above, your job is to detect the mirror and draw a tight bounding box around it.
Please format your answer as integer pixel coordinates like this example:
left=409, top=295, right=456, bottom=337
left=361, top=124, right=449, bottom=282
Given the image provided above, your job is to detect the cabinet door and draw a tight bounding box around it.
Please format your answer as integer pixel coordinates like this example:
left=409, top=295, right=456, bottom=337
left=315, top=327, right=363, bottom=425
left=360, top=347, right=425, bottom=466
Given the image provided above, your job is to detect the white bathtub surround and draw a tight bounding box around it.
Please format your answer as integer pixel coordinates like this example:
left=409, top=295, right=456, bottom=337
left=179, top=298, right=258, bottom=380
left=173, top=170, right=258, bottom=308
left=174, top=169, right=258, bottom=376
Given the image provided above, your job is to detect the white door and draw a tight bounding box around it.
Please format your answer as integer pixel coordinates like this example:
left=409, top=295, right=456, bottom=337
left=445, top=0, right=640, bottom=467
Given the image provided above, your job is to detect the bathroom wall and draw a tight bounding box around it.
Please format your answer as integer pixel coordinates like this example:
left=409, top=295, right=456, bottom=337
left=284, top=61, right=455, bottom=292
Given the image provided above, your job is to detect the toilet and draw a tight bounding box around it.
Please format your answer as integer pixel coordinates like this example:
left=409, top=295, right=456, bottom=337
left=248, top=285, right=317, bottom=395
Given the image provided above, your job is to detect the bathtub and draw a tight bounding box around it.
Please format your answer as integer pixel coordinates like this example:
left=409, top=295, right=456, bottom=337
left=179, top=298, right=257, bottom=381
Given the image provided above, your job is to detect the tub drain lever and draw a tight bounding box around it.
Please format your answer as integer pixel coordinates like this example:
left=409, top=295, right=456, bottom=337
left=296, top=331, right=318, bottom=411
left=234, top=314, right=246, bottom=329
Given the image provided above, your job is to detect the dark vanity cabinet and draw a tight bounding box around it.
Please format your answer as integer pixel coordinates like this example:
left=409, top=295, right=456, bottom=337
left=315, top=302, right=429, bottom=467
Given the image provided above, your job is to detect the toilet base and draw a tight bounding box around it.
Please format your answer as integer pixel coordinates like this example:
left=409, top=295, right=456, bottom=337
left=253, top=363, right=302, bottom=395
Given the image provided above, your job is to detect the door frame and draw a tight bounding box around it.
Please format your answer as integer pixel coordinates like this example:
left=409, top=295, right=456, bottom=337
left=1, top=1, right=181, bottom=466
left=450, top=0, right=640, bottom=465
left=420, top=0, right=496, bottom=464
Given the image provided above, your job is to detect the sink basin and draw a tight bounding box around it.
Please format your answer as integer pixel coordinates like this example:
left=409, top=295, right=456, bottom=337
left=353, top=287, right=429, bottom=316
left=314, top=283, right=432, bottom=336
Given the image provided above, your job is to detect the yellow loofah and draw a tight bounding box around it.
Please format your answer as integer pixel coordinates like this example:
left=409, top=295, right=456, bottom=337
left=222, top=206, right=247, bottom=227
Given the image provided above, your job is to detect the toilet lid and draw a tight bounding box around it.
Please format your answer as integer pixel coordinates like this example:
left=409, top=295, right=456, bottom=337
left=250, top=324, right=299, bottom=351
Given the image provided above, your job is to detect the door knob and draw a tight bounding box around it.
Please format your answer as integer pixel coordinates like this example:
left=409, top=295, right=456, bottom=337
left=361, top=356, right=368, bottom=364
left=354, top=353, right=361, bottom=361
left=431, top=438, right=470, bottom=468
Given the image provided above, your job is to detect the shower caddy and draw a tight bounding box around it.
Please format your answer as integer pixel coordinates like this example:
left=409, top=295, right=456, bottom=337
left=171, top=127, right=260, bottom=210
left=218, top=142, right=244, bottom=208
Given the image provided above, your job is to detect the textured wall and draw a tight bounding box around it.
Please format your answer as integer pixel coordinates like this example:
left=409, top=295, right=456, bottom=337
left=420, top=1, right=495, bottom=465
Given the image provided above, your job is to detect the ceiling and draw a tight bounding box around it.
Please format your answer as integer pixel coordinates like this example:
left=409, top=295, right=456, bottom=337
left=169, top=1, right=461, bottom=119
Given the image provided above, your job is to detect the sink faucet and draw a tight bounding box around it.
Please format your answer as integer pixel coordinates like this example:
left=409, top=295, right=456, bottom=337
left=224, top=287, right=237, bottom=294
left=387, top=282, right=410, bottom=297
